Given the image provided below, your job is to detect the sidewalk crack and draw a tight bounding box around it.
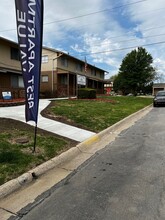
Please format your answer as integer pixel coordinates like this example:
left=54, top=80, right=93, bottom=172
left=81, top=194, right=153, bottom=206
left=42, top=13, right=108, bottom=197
left=0, top=207, right=19, bottom=216
left=57, top=166, right=74, bottom=172
left=77, top=146, right=93, bottom=154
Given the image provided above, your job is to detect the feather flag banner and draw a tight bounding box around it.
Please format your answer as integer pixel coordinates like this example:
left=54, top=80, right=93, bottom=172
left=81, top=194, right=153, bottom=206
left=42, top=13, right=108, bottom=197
left=15, top=0, right=43, bottom=123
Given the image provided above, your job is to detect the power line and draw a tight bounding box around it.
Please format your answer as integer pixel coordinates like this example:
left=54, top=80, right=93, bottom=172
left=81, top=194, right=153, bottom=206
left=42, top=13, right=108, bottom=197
left=142, top=25, right=165, bottom=33
left=44, top=0, right=147, bottom=25
left=84, top=33, right=165, bottom=48
left=1, top=0, right=164, bottom=50
left=0, top=0, right=147, bottom=33
left=80, top=40, right=165, bottom=56
left=2, top=0, right=164, bottom=58
left=42, top=23, right=165, bottom=49
left=63, top=32, right=165, bottom=56
left=42, top=5, right=164, bottom=37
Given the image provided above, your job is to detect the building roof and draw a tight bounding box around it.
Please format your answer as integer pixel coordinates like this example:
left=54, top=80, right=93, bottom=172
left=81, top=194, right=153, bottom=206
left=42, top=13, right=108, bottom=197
left=153, top=83, right=165, bottom=87
left=0, top=36, right=108, bottom=74
left=0, top=36, right=18, bottom=46
left=43, top=46, right=108, bottom=73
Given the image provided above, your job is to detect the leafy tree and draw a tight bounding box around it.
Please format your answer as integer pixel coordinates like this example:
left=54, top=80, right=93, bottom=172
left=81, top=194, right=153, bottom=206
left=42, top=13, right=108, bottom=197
left=109, top=74, right=117, bottom=82
left=113, top=47, right=156, bottom=95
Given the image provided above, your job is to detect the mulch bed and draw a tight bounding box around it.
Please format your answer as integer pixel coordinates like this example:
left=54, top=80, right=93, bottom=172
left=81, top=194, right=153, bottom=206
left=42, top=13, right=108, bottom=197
left=0, top=98, right=25, bottom=107
left=69, top=97, right=117, bottom=103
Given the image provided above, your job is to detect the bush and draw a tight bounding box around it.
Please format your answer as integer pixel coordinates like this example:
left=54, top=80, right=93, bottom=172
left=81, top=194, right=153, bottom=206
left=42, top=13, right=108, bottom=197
left=40, top=90, right=57, bottom=98
left=78, top=88, right=96, bottom=99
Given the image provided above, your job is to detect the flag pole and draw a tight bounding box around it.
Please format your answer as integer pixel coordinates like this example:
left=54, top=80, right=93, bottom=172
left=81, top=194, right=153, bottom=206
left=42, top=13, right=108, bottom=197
left=33, top=123, right=38, bottom=153
left=15, top=0, right=44, bottom=154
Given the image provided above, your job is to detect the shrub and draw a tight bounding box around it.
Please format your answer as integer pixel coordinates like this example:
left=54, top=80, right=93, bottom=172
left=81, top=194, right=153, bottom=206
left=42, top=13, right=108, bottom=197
left=78, top=88, right=96, bottom=99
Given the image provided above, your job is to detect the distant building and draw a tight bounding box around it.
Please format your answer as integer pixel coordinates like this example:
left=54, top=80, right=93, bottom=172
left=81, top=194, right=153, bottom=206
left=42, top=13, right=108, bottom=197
left=152, top=83, right=165, bottom=95
left=104, top=80, right=113, bottom=95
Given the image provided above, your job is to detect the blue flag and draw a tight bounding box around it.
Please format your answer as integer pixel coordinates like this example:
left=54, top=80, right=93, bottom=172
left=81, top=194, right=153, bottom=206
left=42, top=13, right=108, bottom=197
left=15, top=0, right=43, bottom=123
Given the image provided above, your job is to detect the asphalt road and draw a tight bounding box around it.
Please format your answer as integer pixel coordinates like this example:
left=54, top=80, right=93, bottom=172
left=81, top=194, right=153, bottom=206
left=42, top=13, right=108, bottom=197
left=16, top=107, right=165, bottom=220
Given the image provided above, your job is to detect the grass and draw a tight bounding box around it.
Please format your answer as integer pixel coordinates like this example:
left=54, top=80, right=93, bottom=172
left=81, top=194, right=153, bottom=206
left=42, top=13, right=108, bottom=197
left=0, top=124, right=75, bottom=185
left=0, top=95, right=152, bottom=185
left=49, top=96, right=152, bottom=132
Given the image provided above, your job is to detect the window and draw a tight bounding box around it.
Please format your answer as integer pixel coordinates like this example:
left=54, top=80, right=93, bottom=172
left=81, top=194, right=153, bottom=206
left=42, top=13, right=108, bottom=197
left=11, top=75, right=24, bottom=88
left=42, top=75, right=48, bottom=82
left=11, top=47, right=20, bottom=61
left=11, top=75, right=18, bottom=88
left=100, top=72, right=104, bottom=79
left=76, top=63, right=83, bottom=72
left=60, top=75, right=67, bottom=85
left=61, top=57, right=68, bottom=67
left=42, top=55, right=48, bottom=63
left=91, top=69, right=96, bottom=76
left=18, top=76, right=24, bottom=87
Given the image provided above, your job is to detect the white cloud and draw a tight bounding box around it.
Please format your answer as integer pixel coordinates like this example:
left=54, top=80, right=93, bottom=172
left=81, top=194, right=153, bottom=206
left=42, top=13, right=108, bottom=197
left=0, top=1, right=17, bottom=41
left=43, top=0, right=107, bottom=40
left=122, top=0, right=165, bottom=81
left=70, top=44, right=84, bottom=53
left=154, top=58, right=165, bottom=80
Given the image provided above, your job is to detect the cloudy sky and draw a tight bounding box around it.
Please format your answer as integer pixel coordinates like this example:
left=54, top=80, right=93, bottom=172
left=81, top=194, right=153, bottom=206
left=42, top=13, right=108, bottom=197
left=0, top=0, right=165, bottom=80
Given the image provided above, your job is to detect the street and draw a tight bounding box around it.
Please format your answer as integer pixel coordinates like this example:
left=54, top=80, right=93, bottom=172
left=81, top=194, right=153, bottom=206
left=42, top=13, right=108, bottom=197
left=15, top=107, right=165, bottom=220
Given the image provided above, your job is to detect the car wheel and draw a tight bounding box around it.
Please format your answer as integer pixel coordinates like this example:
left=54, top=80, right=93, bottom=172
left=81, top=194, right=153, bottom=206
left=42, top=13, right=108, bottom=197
left=153, top=103, right=157, bottom=107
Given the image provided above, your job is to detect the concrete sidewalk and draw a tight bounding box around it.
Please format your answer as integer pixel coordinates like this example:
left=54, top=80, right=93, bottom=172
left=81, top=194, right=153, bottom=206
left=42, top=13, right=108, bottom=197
left=0, top=99, right=95, bottom=142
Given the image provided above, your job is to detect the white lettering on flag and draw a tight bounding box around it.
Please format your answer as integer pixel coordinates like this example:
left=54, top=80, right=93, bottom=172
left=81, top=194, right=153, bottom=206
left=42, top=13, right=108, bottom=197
left=15, top=0, right=43, bottom=123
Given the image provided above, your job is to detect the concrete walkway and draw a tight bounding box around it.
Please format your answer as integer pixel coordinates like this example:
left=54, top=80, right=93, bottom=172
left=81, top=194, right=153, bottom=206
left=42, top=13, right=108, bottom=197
left=0, top=99, right=95, bottom=142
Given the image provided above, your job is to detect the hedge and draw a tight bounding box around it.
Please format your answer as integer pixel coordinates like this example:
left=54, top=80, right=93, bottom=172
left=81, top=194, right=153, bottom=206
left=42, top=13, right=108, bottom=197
left=78, top=88, right=96, bottom=99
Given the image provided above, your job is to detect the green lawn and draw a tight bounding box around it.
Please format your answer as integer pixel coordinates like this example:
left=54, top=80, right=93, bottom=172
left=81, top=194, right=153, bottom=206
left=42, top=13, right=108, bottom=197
left=0, top=96, right=152, bottom=185
left=49, top=96, right=152, bottom=132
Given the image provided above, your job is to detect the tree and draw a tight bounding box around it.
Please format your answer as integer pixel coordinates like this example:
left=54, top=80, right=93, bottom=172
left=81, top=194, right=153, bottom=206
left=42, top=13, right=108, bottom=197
left=109, top=74, right=117, bottom=82
left=113, top=47, right=156, bottom=95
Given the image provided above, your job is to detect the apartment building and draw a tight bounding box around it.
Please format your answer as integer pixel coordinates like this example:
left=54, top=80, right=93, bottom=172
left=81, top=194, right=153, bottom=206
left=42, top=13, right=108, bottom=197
left=41, top=47, right=107, bottom=97
left=0, top=37, right=24, bottom=99
left=0, top=37, right=107, bottom=99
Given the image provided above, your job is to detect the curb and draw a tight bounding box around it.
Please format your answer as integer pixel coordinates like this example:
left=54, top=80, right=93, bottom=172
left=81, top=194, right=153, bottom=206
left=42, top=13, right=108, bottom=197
left=0, top=105, right=152, bottom=199
left=77, top=105, right=152, bottom=152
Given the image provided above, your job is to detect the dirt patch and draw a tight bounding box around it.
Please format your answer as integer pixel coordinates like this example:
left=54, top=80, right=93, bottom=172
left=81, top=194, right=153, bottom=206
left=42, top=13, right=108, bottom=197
left=12, top=137, right=29, bottom=144
left=21, top=146, right=45, bottom=155
left=0, top=118, right=78, bottom=148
